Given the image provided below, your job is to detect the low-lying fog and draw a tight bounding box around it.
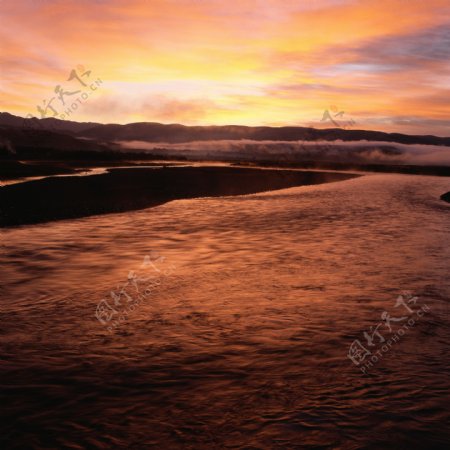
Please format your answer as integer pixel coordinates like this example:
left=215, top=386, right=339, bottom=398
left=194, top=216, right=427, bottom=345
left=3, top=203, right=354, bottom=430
left=117, top=139, right=450, bottom=165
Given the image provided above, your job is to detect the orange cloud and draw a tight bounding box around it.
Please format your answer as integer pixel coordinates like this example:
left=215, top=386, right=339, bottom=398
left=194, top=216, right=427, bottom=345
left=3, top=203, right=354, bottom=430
left=1, top=0, right=449, bottom=135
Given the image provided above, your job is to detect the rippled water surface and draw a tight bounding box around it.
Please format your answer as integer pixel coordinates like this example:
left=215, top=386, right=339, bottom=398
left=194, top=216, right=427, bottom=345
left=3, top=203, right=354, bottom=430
left=1, top=173, right=449, bottom=449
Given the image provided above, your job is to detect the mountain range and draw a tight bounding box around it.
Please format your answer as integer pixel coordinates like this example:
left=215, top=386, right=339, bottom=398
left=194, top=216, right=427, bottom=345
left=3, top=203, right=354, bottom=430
left=1, top=112, right=450, bottom=148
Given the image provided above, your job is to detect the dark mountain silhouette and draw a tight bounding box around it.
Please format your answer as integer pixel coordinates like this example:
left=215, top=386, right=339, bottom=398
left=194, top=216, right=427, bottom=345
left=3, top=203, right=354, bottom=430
left=0, top=112, right=101, bottom=134
left=0, top=124, right=113, bottom=159
left=1, top=112, right=449, bottom=146
left=1, top=112, right=449, bottom=180
left=79, top=122, right=450, bottom=146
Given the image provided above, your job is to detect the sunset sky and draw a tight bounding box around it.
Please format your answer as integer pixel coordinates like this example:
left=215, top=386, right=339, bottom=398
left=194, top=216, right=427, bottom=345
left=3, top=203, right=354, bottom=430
left=1, top=0, right=449, bottom=135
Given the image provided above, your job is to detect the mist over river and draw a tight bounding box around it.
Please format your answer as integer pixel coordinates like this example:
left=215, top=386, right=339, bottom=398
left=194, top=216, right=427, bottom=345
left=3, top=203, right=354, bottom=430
left=1, top=172, right=449, bottom=449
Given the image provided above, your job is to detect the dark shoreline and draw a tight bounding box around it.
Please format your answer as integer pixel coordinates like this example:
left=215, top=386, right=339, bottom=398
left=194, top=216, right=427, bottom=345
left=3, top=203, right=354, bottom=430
left=2, top=158, right=450, bottom=183
left=0, top=159, right=186, bottom=180
left=232, top=160, right=450, bottom=177
left=0, top=166, right=358, bottom=227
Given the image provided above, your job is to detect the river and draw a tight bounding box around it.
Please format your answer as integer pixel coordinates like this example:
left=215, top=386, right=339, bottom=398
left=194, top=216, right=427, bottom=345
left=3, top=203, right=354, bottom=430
left=0, top=172, right=449, bottom=449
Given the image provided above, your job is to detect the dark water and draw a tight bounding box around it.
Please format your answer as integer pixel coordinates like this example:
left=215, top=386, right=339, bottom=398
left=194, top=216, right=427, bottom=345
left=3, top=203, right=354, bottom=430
left=0, top=166, right=356, bottom=226
left=0, top=173, right=449, bottom=449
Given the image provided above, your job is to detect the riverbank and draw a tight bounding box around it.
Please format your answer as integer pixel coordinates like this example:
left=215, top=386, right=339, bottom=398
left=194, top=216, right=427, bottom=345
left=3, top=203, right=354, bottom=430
left=0, top=166, right=358, bottom=227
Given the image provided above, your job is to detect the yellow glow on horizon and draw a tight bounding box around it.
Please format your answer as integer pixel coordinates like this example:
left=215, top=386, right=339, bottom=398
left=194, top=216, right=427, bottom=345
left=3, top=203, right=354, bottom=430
left=1, top=0, right=449, bottom=135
